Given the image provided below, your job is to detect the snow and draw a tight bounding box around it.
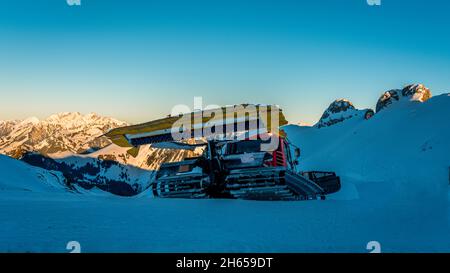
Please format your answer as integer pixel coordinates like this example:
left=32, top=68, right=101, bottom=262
left=51, top=154, right=152, bottom=190
left=317, top=107, right=360, bottom=127
left=0, top=190, right=447, bottom=253
left=48, top=151, right=75, bottom=158
left=0, top=95, right=449, bottom=253
left=285, top=94, right=450, bottom=202
left=0, top=155, right=67, bottom=193
left=17, top=116, right=40, bottom=126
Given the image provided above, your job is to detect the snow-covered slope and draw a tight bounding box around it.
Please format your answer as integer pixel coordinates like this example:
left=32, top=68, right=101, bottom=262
left=285, top=93, right=450, bottom=202
left=0, top=112, right=127, bottom=158
left=0, top=154, right=68, bottom=193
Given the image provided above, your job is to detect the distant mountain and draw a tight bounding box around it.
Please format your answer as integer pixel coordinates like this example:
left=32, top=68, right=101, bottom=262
left=316, top=99, right=374, bottom=128
left=0, top=112, right=128, bottom=158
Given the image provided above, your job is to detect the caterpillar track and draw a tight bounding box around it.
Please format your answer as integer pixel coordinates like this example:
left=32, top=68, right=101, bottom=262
left=226, top=168, right=326, bottom=200
left=152, top=174, right=209, bottom=199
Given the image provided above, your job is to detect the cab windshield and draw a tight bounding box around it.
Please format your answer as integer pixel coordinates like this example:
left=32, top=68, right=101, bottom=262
left=224, top=140, right=265, bottom=155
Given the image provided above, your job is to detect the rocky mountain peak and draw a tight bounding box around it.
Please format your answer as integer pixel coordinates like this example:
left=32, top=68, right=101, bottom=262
left=316, top=99, right=357, bottom=128
left=325, top=99, right=355, bottom=114
left=376, top=84, right=432, bottom=113
left=316, top=99, right=375, bottom=129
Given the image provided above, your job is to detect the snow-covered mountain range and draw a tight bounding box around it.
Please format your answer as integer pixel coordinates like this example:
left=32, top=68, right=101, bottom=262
left=0, top=112, right=201, bottom=195
left=0, top=112, right=127, bottom=158
left=0, top=111, right=200, bottom=170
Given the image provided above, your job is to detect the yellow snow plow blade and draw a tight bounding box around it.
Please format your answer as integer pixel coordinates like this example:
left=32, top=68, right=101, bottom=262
left=105, top=104, right=288, bottom=156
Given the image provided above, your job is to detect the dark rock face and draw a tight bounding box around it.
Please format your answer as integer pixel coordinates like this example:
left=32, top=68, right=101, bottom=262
left=376, top=84, right=432, bottom=113
left=376, top=89, right=401, bottom=113
left=321, top=99, right=356, bottom=118
left=316, top=99, right=375, bottom=128
left=317, top=99, right=357, bottom=128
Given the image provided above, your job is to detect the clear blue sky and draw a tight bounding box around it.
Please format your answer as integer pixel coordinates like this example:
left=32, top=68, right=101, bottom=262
left=0, top=0, right=449, bottom=124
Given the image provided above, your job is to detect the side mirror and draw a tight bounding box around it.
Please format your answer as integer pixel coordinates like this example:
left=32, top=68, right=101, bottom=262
left=294, top=148, right=301, bottom=159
